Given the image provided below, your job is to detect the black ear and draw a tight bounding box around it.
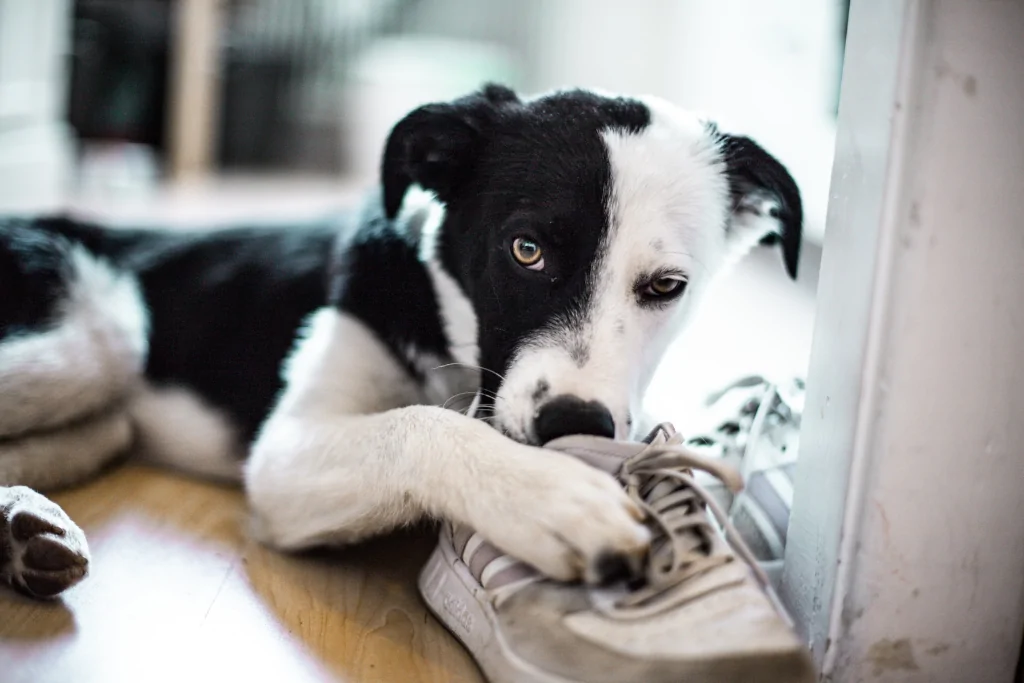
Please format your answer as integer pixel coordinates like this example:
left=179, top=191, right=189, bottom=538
left=714, top=129, right=803, bottom=279
left=381, top=84, right=519, bottom=219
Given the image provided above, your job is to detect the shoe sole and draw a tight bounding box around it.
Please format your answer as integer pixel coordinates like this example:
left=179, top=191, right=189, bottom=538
left=421, top=540, right=815, bottom=683
left=419, top=538, right=576, bottom=683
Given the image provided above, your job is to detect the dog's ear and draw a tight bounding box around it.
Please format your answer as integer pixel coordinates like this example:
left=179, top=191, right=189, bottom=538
left=712, top=127, right=803, bottom=279
left=381, top=84, right=519, bottom=219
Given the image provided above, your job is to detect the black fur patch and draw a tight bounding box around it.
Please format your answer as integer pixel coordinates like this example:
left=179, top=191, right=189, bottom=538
left=5, top=205, right=457, bottom=442
left=328, top=195, right=451, bottom=380
left=27, top=215, right=340, bottom=442
left=0, top=221, right=73, bottom=339
left=708, top=125, right=804, bottom=279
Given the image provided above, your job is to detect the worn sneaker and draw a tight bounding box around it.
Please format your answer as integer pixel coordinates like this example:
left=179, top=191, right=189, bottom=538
left=685, top=376, right=805, bottom=585
left=418, top=423, right=814, bottom=683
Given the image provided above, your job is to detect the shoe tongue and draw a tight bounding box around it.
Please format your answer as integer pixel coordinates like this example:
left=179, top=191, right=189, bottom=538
left=543, top=435, right=646, bottom=474
left=544, top=424, right=676, bottom=473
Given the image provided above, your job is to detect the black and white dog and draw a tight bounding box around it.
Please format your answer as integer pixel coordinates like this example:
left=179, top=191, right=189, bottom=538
left=0, top=85, right=801, bottom=598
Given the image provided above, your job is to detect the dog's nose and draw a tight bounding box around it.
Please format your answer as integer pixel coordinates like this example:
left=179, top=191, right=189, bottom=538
left=534, top=395, right=616, bottom=444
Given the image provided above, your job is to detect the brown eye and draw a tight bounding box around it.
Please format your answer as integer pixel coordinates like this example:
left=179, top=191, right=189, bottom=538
left=642, top=276, right=686, bottom=300
left=511, top=237, right=544, bottom=270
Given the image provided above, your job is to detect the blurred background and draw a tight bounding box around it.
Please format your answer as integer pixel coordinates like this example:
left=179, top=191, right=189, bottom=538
left=0, top=0, right=849, bottom=423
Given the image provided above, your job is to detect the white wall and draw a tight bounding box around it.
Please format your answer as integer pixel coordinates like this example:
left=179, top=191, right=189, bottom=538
left=0, top=0, right=73, bottom=213
left=783, top=1, right=1024, bottom=680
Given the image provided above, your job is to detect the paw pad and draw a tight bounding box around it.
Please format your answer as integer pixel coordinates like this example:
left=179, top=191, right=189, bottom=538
left=2, top=489, right=90, bottom=599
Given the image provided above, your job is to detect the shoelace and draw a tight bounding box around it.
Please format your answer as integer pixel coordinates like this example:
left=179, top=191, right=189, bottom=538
left=604, top=423, right=776, bottom=618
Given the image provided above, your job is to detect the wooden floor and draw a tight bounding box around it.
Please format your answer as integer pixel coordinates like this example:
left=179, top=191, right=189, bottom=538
left=0, top=464, right=483, bottom=683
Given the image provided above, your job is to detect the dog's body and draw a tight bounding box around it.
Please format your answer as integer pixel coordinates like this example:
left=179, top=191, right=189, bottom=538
left=0, top=86, right=802, bottom=598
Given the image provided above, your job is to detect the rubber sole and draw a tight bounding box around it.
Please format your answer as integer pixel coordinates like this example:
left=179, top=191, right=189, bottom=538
left=418, top=537, right=575, bottom=683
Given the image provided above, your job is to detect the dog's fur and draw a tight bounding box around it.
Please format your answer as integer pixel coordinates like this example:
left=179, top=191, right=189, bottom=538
left=0, top=85, right=801, bottom=597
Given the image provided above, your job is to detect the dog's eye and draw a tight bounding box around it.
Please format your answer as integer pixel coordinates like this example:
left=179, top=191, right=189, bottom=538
left=641, top=276, right=686, bottom=300
left=511, top=237, right=545, bottom=270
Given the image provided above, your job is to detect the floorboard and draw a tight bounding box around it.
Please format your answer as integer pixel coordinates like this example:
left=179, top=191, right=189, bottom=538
left=0, top=464, right=483, bottom=683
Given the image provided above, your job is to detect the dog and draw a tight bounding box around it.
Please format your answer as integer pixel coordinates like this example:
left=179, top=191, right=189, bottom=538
left=0, top=85, right=801, bottom=599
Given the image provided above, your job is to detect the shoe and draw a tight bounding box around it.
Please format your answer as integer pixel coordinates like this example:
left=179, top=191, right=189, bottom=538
left=685, top=376, right=805, bottom=585
left=419, top=423, right=815, bottom=683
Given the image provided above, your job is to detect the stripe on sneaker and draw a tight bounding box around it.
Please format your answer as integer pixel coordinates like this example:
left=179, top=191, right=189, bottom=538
left=452, top=524, right=539, bottom=592
left=453, top=524, right=475, bottom=557
left=468, top=539, right=504, bottom=578
left=746, top=471, right=790, bottom=543
left=762, top=466, right=794, bottom=510
left=463, top=533, right=485, bottom=567
left=481, top=555, right=529, bottom=588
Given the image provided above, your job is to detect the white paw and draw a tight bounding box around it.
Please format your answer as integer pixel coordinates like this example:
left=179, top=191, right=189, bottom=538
left=0, top=486, right=90, bottom=598
left=465, top=445, right=650, bottom=584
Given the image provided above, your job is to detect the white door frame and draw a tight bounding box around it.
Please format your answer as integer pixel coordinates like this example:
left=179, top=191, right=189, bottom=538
left=782, top=1, right=1024, bottom=681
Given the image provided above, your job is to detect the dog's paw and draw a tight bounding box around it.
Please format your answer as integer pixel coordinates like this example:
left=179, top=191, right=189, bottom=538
left=464, top=446, right=650, bottom=585
left=0, top=486, right=90, bottom=599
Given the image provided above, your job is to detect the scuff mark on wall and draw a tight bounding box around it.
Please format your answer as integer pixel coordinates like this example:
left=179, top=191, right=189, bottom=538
left=867, top=638, right=920, bottom=676
left=934, top=61, right=979, bottom=98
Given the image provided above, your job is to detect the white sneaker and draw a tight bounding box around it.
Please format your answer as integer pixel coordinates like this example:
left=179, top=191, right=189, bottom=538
left=419, top=423, right=814, bottom=683
left=687, top=376, right=805, bottom=585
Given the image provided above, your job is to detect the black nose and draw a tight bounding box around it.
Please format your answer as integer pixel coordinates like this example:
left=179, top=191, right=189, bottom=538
left=534, top=395, right=616, bottom=444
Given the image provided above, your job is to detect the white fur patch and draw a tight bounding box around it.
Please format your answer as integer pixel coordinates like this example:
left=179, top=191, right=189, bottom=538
left=727, top=190, right=786, bottom=266
left=247, top=308, right=431, bottom=547
left=0, top=407, right=133, bottom=490
left=129, top=383, right=244, bottom=483
left=392, top=187, right=482, bottom=409
left=275, top=308, right=430, bottom=419
left=0, top=246, right=148, bottom=438
left=407, top=188, right=481, bottom=372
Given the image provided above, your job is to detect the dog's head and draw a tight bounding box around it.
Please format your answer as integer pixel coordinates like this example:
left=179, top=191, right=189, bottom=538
left=382, top=85, right=801, bottom=445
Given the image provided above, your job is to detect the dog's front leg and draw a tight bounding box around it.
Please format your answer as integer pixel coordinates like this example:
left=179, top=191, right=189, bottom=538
left=246, top=407, right=649, bottom=582
left=245, top=310, right=650, bottom=583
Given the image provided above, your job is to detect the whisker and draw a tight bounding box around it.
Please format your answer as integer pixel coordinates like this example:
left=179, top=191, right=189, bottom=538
left=442, top=391, right=481, bottom=410
left=431, top=362, right=507, bottom=384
